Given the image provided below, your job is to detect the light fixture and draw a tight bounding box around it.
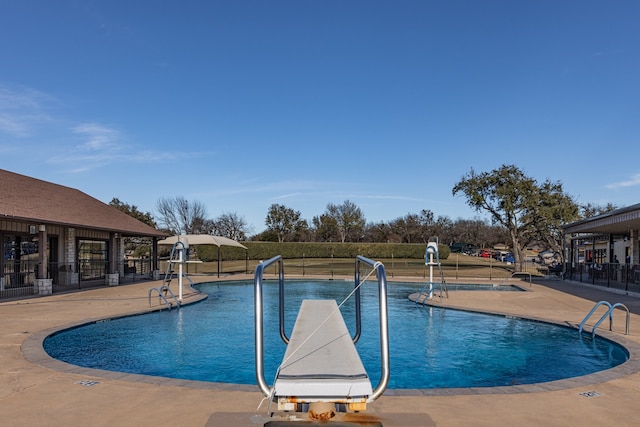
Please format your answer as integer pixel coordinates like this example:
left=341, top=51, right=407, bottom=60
left=38, top=224, right=46, bottom=232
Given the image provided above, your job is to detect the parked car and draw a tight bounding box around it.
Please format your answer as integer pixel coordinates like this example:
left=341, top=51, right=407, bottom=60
left=479, top=249, right=492, bottom=258
left=503, top=253, right=515, bottom=263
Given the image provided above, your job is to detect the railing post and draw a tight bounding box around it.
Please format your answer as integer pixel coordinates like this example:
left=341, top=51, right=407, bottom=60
left=353, top=260, right=362, bottom=343
left=254, top=255, right=284, bottom=397
left=355, top=255, right=390, bottom=402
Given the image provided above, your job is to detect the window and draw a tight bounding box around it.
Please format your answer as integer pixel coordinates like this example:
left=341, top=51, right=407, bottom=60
left=78, top=240, right=108, bottom=280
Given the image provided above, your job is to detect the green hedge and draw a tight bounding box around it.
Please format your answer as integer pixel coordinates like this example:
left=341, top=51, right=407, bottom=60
left=195, top=242, right=449, bottom=262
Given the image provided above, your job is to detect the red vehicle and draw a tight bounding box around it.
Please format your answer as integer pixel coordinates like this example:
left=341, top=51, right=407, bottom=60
left=479, top=249, right=492, bottom=258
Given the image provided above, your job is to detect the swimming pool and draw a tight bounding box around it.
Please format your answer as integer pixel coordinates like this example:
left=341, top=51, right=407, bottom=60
left=43, top=280, right=628, bottom=389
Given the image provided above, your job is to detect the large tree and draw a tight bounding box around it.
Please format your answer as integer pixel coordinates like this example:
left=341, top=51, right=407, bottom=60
left=452, top=164, right=579, bottom=269
left=109, top=197, right=157, bottom=257
left=579, top=202, right=618, bottom=219
left=109, top=197, right=156, bottom=227
left=211, top=211, right=251, bottom=241
left=265, top=204, right=307, bottom=242
left=324, top=200, right=366, bottom=243
left=155, top=196, right=209, bottom=235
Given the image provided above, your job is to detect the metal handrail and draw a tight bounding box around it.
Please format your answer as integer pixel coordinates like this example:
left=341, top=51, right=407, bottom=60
left=148, top=285, right=180, bottom=309
left=254, top=255, right=390, bottom=402
left=254, top=255, right=284, bottom=397
left=501, top=272, right=532, bottom=287
left=590, top=302, right=630, bottom=338
left=161, top=285, right=181, bottom=308
left=355, top=255, right=390, bottom=402
left=578, top=301, right=612, bottom=335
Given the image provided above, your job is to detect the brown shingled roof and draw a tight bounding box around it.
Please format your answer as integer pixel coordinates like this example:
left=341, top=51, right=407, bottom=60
left=0, top=169, right=166, bottom=237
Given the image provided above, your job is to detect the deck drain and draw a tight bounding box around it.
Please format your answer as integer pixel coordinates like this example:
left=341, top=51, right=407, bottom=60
left=76, top=380, right=100, bottom=387
left=579, top=390, right=602, bottom=398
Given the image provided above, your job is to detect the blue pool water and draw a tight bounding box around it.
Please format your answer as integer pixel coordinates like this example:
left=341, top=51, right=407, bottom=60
left=43, top=280, right=628, bottom=389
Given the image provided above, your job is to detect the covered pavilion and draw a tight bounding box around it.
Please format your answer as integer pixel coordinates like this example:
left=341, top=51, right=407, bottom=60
left=563, top=203, right=640, bottom=289
left=158, top=234, right=248, bottom=277
left=0, top=169, right=166, bottom=299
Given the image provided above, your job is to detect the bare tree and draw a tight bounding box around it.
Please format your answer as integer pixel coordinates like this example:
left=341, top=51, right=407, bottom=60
left=212, top=211, right=251, bottom=241
left=155, top=196, right=209, bottom=235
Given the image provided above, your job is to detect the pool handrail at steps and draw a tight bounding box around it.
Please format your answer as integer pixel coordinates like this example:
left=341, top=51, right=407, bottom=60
left=501, top=272, right=532, bottom=287
left=579, top=300, right=630, bottom=337
left=254, top=255, right=390, bottom=410
left=148, top=285, right=180, bottom=309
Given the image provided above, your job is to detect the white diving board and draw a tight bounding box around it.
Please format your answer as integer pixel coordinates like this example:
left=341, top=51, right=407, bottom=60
left=273, top=299, right=373, bottom=411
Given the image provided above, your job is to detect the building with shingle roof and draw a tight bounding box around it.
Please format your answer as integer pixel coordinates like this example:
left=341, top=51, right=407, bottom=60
left=1, top=169, right=165, bottom=298
left=562, top=203, right=640, bottom=286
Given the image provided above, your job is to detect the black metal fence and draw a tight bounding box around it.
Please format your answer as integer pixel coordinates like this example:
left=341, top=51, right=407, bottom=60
left=5, top=255, right=639, bottom=300
left=1, top=260, right=37, bottom=299
left=0, top=259, right=159, bottom=299
left=121, top=258, right=153, bottom=282
left=565, top=262, right=640, bottom=293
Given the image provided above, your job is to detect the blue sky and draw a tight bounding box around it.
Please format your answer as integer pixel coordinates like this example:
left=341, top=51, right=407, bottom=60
left=1, top=1, right=639, bottom=234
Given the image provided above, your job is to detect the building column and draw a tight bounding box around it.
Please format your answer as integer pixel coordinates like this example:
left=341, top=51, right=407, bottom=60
left=65, top=228, right=76, bottom=266
left=38, top=225, right=48, bottom=279
left=109, top=232, right=119, bottom=274
left=632, top=228, right=639, bottom=265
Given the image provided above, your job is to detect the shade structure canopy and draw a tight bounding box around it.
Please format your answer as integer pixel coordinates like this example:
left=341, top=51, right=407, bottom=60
left=158, top=234, right=247, bottom=277
left=158, top=234, right=247, bottom=250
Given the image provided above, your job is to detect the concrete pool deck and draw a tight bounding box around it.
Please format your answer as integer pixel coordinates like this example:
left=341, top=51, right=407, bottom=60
left=3, top=275, right=640, bottom=426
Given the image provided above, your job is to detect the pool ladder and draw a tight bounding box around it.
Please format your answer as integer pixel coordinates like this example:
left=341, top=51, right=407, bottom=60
left=148, top=285, right=181, bottom=310
left=162, top=241, right=194, bottom=289
left=578, top=301, right=630, bottom=338
left=416, top=239, right=448, bottom=304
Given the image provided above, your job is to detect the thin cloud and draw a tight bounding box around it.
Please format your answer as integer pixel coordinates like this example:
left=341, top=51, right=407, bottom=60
left=0, top=83, right=209, bottom=173
left=360, top=194, right=423, bottom=202
left=605, top=173, right=640, bottom=190
left=274, top=192, right=302, bottom=200
left=72, top=123, right=122, bottom=151
left=0, top=84, right=53, bottom=137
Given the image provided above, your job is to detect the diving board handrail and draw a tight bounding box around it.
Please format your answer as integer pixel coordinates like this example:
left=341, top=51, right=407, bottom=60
left=148, top=285, right=180, bottom=309
left=254, top=255, right=390, bottom=402
left=355, top=255, right=390, bottom=402
left=254, top=255, right=284, bottom=397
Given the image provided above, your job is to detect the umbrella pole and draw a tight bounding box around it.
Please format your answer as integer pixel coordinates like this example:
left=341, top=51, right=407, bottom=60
left=178, top=245, right=184, bottom=300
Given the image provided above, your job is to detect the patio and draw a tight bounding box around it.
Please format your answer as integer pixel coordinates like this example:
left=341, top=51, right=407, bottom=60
left=3, top=275, right=640, bottom=426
